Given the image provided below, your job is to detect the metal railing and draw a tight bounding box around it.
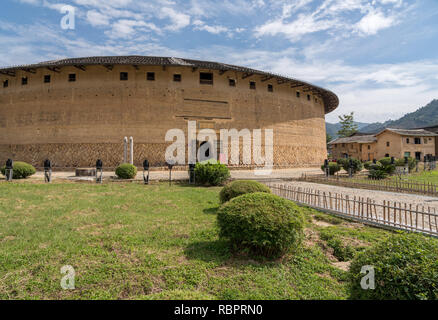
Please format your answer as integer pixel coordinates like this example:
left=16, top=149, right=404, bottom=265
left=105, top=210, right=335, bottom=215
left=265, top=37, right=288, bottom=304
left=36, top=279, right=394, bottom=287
left=268, top=183, right=438, bottom=237
left=299, top=174, right=438, bottom=196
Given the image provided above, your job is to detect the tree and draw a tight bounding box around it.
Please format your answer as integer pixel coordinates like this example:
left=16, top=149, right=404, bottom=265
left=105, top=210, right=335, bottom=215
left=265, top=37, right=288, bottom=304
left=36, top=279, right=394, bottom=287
left=337, top=112, right=358, bottom=138
left=326, top=133, right=333, bottom=143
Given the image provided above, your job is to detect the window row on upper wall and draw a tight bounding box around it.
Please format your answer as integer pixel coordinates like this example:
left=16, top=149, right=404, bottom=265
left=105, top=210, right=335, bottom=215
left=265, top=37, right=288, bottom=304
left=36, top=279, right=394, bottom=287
left=1, top=70, right=321, bottom=101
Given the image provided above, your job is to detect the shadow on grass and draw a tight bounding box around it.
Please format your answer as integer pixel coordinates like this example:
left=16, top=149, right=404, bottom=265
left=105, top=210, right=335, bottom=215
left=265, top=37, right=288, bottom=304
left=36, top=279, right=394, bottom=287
left=203, top=206, right=220, bottom=215
left=184, top=240, right=283, bottom=268
left=184, top=240, right=231, bottom=264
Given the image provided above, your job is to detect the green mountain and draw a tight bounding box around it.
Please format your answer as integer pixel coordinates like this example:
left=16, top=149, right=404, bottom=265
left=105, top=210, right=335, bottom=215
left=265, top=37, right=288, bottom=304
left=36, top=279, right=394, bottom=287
left=326, top=99, right=438, bottom=138
left=360, top=99, right=438, bottom=133
left=326, top=122, right=370, bottom=139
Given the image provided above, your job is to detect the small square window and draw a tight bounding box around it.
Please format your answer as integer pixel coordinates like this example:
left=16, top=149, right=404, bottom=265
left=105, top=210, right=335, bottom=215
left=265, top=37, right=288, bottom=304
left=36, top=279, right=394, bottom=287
left=22, top=77, right=28, bottom=85
left=249, top=81, right=256, bottom=90
left=307, top=94, right=311, bottom=101
left=44, top=75, right=51, bottom=83
left=120, top=72, right=128, bottom=81
left=3, top=80, right=8, bottom=88
left=296, top=91, right=300, bottom=98
left=68, top=74, right=76, bottom=82
left=406, top=138, right=410, bottom=144
left=386, top=141, right=390, bottom=147
left=368, top=145, right=370, bottom=150
left=200, top=72, right=213, bottom=85
left=414, top=138, right=421, bottom=144
left=229, top=79, right=236, bottom=87
left=267, top=84, right=273, bottom=92
left=147, top=72, right=155, bottom=81
left=173, top=74, right=181, bottom=82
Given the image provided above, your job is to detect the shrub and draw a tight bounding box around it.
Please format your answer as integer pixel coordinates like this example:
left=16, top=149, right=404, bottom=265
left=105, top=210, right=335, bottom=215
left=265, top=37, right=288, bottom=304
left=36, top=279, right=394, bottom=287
left=395, top=157, right=417, bottom=171
left=337, top=158, right=363, bottom=174
left=219, top=180, right=271, bottom=203
left=217, top=192, right=304, bottom=258
left=368, top=169, right=388, bottom=180
left=0, top=161, right=36, bottom=179
left=348, top=233, right=438, bottom=300
left=194, top=162, right=230, bottom=186
left=320, top=162, right=341, bottom=175
left=115, top=163, right=137, bottom=179
left=378, top=157, right=396, bottom=175
left=363, top=161, right=373, bottom=170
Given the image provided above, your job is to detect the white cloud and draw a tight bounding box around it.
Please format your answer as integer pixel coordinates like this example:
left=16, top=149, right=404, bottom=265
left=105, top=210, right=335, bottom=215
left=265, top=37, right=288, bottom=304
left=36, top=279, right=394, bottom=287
left=160, top=7, right=191, bottom=31
left=255, top=0, right=407, bottom=41
left=105, top=19, right=161, bottom=38
left=256, top=12, right=340, bottom=41
left=86, top=10, right=110, bottom=26
left=355, top=9, right=397, bottom=35
left=193, top=20, right=228, bottom=34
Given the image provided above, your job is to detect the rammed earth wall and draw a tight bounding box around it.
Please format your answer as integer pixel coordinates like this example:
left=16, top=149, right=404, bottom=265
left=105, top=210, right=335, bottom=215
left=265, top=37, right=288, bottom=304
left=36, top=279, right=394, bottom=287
left=0, top=63, right=332, bottom=169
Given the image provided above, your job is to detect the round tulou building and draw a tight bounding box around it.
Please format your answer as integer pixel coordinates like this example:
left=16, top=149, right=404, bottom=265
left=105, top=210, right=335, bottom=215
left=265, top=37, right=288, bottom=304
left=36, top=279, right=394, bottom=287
left=0, top=56, right=338, bottom=169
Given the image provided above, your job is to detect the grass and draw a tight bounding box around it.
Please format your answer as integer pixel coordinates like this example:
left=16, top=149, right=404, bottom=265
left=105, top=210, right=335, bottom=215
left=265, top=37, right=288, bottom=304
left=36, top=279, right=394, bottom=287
left=324, top=170, right=438, bottom=189
left=0, top=180, right=397, bottom=300
left=390, top=170, right=438, bottom=184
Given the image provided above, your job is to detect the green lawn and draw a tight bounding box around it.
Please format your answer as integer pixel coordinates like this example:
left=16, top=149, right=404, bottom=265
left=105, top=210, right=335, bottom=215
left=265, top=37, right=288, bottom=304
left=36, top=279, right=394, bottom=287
left=391, top=170, right=438, bottom=184
left=0, top=180, right=395, bottom=300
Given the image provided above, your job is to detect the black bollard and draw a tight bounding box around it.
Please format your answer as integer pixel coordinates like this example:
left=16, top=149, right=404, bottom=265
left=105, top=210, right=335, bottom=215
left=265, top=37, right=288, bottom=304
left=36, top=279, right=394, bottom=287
left=189, top=163, right=196, bottom=184
left=167, top=162, right=174, bottom=186
left=44, top=159, right=52, bottom=183
left=5, top=159, right=13, bottom=182
left=324, top=159, right=329, bottom=178
left=348, top=158, right=353, bottom=178
left=96, top=159, right=103, bottom=184
left=143, top=159, right=150, bottom=185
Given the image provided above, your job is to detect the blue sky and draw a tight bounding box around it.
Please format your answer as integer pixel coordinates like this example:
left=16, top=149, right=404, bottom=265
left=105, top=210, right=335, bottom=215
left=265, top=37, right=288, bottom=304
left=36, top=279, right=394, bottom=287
left=1, top=0, right=438, bottom=123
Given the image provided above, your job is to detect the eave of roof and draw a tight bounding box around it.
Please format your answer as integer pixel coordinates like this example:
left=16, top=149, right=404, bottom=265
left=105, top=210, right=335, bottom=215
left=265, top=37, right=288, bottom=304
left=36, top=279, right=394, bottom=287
left=328, top=135, right=377, bottom=144
left=0, top=56, right=339, bottom=114
left=376, top=128, right=438, bottom=137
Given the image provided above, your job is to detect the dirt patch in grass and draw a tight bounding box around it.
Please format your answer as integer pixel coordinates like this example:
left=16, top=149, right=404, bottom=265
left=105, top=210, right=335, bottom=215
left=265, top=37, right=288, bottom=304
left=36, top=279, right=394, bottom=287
left=304, top=228, right=320, bottom=247
left=332, top=261, right=351, bottom=271
left=312, top=219, right=335, bottom=227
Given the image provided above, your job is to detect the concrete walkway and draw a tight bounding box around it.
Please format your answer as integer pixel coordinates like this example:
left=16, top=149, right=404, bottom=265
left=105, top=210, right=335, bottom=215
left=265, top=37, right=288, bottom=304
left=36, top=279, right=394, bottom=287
left=29, top=167, right=321, bottom=182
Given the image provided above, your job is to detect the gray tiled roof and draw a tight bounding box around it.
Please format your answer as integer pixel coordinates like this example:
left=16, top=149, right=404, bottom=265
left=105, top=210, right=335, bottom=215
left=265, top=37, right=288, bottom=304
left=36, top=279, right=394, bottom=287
left=328, top=135, right=377, bottom=145
left=379, top=128, right=438, bottom=137
left=0, top=56, right=339, bottom=113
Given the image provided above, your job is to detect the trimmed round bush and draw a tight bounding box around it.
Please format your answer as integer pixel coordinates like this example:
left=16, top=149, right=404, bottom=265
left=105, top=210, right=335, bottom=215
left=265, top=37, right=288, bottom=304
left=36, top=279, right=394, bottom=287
left=348, top=233, right=438, bottom=300
left=395, top=157, right=416, bottom=170
left=337, top=158, right=363, bottom=174
left=194, top=162, right=230, bottom=186
left=115, top=163, right=137, bottom=179
left=368, top=169, right=388, bottom=180
left=217, top=192, right=304, bottom=258
left=321, top=162, right=341, bottom=175
left=0, top=161, right=36, bottom=179
left=363, top=161, right=373, bottom=170
left=219, top=180, right=271, bottom=203
left=378, top=157, right=396, bottom=175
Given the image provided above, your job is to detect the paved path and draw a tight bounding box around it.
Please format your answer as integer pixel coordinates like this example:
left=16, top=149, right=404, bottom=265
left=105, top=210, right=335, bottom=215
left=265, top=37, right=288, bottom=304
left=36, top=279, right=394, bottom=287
left=280, top=181, right=438, bottom=207
left=275, top=181, right=438, bottom=233
left=29, top=167, right=320, bottom=182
